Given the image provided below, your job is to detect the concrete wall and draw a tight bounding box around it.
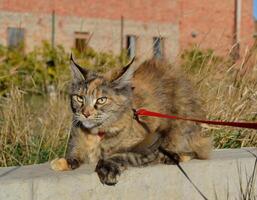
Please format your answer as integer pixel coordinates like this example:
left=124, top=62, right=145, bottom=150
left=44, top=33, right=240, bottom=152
left=0, top=148, right=256, bottom=200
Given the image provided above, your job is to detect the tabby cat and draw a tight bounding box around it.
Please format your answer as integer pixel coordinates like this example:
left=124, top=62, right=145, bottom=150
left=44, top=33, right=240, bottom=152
left=51, top=56, right=212, bottom=185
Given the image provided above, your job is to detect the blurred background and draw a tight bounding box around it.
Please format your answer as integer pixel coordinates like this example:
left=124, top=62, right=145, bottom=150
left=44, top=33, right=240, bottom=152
left=0, top=0, right=256, bottom=167
left=0, top=0, right=257, bottom=60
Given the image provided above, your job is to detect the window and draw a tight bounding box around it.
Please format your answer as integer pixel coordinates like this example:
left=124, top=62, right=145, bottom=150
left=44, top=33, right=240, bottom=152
left=7, top=27, right=25, bottom=49
left=126, top=35, right=137, bottom=59
left=74, top=32, right=90, bottom=52
left=153, top=37, right=164, bottom=59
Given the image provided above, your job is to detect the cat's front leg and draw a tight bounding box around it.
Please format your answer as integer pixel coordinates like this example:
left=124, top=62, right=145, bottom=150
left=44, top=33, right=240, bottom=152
left=50, top=133, right=84, bottom=171
left=95, top=150, right=160, bottom=185
left=51, top=128, right=101, bottom=171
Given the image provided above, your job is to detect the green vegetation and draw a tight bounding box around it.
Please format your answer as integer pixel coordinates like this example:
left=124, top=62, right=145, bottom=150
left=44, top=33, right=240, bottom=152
left=181, top=47, right=227, bottom=73
left=0, top=43, right=256, bottom=167
left=0, top=42, right=122, bottom=96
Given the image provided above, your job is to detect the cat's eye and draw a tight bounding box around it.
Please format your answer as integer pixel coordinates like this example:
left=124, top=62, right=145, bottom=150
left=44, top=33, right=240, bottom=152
left=75, top=95, right=83, bottom=103
left=96, top=97, right=107, bottom=105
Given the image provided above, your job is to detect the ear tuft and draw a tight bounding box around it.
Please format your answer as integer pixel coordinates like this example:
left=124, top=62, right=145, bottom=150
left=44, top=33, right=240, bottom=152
left=70, top=53, right=88, bottom=82
left=111, top=57, right=137, bottom=89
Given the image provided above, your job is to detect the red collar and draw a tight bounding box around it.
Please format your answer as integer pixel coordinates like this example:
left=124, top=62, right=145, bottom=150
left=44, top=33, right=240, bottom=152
left=98, top=131, right=105, bottom=139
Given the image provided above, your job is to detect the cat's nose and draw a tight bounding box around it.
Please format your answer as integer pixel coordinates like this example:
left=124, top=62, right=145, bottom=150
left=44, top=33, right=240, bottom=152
left=82, top=110, right=91, bottom=118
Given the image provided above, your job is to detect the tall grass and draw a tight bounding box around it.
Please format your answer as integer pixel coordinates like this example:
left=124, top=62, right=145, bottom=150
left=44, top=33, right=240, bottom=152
left=182, top=46, right=257, bottom=148
left=0, top=88, right=70, bottom=167
left=0, top=44, right=256, bottom=167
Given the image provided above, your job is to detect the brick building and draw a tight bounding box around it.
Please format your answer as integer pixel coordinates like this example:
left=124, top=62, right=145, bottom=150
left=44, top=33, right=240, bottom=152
left=0, top=0, right=255, bottom=61
left=180, top=0, right=255, bottom=58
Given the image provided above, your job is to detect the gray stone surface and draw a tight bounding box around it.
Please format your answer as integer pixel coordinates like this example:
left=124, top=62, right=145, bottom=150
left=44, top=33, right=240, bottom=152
left=0, top=148, right=256, bottom=200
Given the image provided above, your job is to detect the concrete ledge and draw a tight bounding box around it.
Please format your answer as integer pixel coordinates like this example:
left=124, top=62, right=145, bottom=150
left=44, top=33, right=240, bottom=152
left=0, top=148, right=256, bottom=200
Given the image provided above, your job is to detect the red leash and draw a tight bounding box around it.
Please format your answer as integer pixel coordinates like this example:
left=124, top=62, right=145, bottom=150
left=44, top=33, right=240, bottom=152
left=135, top=109, right=257, bottom=130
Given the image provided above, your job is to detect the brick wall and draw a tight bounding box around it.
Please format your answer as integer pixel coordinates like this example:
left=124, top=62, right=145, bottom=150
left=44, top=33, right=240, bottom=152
left=0, top=11, right=179, bottom=62
left=0, top=0, right=180, bottom=61
left=241, top=0, right=255, bottom=53
left=179, top=0, right=254, bottom=55
left=0, top=0, right=180, bottom=24
left=0, top=0, right=255, bottom=58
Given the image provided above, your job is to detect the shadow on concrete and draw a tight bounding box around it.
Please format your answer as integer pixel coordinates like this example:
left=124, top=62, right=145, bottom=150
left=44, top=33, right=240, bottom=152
left=0, top=166, right=20, bottom=179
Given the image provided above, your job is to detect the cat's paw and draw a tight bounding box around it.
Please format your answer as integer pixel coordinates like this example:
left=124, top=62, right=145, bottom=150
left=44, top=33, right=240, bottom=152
left=66, top=158, right=80, bottom=170
left=95, top=159, right=121, bottom=186
left=50, top=158, right=70, bottom=171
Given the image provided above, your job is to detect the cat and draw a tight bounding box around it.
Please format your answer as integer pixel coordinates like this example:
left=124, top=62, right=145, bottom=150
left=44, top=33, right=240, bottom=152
left=51, top=55, right=212, bottom=185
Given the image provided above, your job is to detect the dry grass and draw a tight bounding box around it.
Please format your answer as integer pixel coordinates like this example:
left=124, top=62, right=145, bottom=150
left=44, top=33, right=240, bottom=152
left=237, top=152, right=257, bottom=200
left=0, top=88, right=70, bottom=167
left=183, top=46, right=257, bottom=148
left=0, top=46, right=256, bottom=167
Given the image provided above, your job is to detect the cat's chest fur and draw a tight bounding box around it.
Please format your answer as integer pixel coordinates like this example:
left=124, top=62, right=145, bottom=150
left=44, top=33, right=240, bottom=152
left=84, top=117, right=161, bottom=164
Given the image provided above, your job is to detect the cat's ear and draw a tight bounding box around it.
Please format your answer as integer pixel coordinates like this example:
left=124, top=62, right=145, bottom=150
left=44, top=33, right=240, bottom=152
left=70, top=54, right=88, bottom=82
left=110, top=57, right=136, bottom=89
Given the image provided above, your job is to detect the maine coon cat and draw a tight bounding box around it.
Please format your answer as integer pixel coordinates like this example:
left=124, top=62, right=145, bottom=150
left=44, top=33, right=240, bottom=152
left=51, top=56, right=212, bottom=185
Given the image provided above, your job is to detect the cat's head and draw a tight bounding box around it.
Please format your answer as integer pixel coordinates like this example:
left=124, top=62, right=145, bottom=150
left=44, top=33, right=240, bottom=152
left=69, top=55, right=136, bottom=130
